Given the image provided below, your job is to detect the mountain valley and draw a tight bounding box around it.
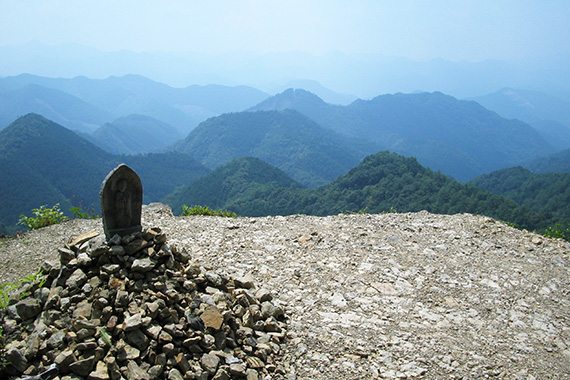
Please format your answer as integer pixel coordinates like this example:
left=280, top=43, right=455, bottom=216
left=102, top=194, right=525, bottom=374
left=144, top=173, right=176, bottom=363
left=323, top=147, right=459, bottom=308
left=1, top=75, right=570, bottom=239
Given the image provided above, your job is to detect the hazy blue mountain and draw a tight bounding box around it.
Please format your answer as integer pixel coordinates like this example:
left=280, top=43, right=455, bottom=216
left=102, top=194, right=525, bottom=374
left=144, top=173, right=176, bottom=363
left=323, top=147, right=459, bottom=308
left=171, top=109, right=381, bottom=188
left=90, top=114, right=183, bottom=154
left=0, top=74, right=270, bottom=135
left=271, top=80, right=357, bottom=105
left=529, top=120, right=570, bottom=151
left=0, top=114, right=209, bottom=232
left=0, top=84, right=114, bottom=133
left=472, top=88, right=570, bottom=150
left=251, top=89, right=555, bottom=181
left=2, top=42, right=569, bottom=100
left=472, top=88, right=570, bottom=126
left=163, top=151, right=551, bottom=232
left=524, top=149, right=570, bottom=173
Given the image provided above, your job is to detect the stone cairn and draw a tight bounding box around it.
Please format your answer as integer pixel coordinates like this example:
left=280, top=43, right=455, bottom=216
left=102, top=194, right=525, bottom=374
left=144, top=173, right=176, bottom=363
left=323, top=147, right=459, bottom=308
left=1, top=165, right=287, bottom=380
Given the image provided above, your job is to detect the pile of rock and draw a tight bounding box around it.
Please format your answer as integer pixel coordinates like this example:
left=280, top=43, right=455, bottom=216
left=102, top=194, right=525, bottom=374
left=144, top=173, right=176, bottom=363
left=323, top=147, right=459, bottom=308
left=1, top=227, right=287, bottom=380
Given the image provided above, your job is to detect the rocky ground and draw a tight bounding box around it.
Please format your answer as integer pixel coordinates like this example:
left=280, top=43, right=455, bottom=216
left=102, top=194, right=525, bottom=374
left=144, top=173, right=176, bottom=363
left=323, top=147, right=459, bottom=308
left=1, top=204, right=569, bottom=379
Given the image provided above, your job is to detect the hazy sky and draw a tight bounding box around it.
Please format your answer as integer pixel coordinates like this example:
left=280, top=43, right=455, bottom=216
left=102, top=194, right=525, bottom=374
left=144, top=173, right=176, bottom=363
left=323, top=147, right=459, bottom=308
left=2, top=0, right=569, bottom=62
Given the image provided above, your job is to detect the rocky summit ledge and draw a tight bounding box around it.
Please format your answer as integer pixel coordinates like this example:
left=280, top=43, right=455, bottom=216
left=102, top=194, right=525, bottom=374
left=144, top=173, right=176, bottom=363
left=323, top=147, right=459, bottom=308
left=1, top=204, right=569, bottom=379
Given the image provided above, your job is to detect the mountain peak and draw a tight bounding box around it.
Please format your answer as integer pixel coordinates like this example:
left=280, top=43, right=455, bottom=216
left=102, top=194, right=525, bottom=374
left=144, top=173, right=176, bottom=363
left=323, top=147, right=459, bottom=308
left=249, top=88, right=328, bottom=112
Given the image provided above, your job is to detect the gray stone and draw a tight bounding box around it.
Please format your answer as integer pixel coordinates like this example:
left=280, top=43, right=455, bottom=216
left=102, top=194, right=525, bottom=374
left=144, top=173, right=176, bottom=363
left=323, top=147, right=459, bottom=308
left=205, top=271, right=223, bottom=287
left=69, top=356, right=95, bottom=377
left=100, top=164, right=143, bottom=241
left=132, top=257, right=157, bottom=273
left=104, top=356, right=122, bottom=380
left=229, top=363, right=247, bottom=377
left=54, top=348, right=76, bottom=372
left=261, top=301, right=284, bottom=319
left=246, top=369, right=259, bottom=380
left=168, top=368, right=184, bottom=380
left=200, top=353, right=220, bottom=375
left=15, top=298, right=42, bottom=320
left=59, top=247, right=76, bottom=264
left=5, top=347, right=28, bottom=372
left=117, top=340, right=140, bottom=361
left=126, top=328, right=150, bottom=351
left=123, top=313, right=143, bottom=331
left=88, top=361, right=110, bottom=380
left=66, top=268, right=88, bottom=289
left=162, top=342, right=176, bottom=357
left=46, top=330, right=66, bottom=349
left=212, top=368, right=231, bottom=380
left=127, top=360, right=151, bottom=380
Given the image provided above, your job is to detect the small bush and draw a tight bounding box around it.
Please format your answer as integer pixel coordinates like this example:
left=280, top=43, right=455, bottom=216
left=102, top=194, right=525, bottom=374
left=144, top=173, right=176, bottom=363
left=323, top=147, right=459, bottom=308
left=18, top=204, right=68, bottom=230
left=543, top=224, right=570, bottom=241
left=181, top=205, right=237, bottom=217
left=69, top=197, right=99, bottom=220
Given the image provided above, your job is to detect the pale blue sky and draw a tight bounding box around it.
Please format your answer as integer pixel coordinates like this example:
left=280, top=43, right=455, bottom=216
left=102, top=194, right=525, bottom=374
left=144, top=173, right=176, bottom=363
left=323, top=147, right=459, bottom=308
left=1, top=0, right=569, bottom=61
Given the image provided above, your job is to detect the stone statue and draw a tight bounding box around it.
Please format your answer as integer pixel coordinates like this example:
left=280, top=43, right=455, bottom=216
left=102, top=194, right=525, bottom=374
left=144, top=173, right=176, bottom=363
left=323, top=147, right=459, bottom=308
left=100, top=164, right=143, bottom=241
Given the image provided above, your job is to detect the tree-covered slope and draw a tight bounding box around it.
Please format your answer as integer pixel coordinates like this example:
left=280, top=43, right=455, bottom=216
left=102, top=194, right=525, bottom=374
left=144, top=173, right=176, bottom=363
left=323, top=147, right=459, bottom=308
left=171, top=109, right=380, bottom=188
left=164, top=151, right=551, bottom=231
left=0, top=114, right=209, bottom=231
left=163, top=156, right=303, bottom=216
left=90, top=114, right=183, bottom=154
left=251, top=89, right=555, bottom=181
left=470, top=166, right=570, bottom=224
left=0, top=114, right=113, bottom=229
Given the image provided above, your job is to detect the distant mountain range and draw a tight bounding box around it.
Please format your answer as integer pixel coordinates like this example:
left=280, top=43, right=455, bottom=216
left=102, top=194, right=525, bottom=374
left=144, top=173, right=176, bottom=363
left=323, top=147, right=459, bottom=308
left=250, top=89, right=556, bottom=180
left=472, top=88, right=570, bottom=150
left=0, top=73, right=269, bottom=136
left=2, top=74, right=568, bottom=183
left=2, top=42, right=569, bottom=100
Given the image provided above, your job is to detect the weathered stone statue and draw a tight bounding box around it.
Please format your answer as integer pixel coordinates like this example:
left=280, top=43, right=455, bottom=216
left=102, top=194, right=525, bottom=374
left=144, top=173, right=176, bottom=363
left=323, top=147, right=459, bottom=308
left=100, top=164, right=143, bottom=240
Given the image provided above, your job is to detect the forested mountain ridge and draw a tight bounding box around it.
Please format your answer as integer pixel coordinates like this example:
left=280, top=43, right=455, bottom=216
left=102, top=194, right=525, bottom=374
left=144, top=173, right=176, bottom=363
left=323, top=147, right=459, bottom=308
left=470, top=166, right=570, bottom=226
left=164, top=151, right=552, bottom=232
left=171, top=109, right=381, bottom=188
left=163, top=156, right=304, bottom=216
left=250, top=89, right=555, bottom=181
left=0, top=114, right=209, bottom=232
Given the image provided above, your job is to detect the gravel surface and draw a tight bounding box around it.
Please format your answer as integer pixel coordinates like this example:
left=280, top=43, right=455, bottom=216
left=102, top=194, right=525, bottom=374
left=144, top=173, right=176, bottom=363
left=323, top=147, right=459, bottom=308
left=1, top=204, right=569, bottom=379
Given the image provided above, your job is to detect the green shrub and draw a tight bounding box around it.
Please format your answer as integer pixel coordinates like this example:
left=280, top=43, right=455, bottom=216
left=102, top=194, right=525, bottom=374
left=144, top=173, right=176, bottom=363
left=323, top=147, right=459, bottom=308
left=69, top=197, right=99, bottom=220
left=543, top=224, right=570, bottom=241
left=181, top=205, right=237, bottom=217
left=18, top=204, right=68, bottom=230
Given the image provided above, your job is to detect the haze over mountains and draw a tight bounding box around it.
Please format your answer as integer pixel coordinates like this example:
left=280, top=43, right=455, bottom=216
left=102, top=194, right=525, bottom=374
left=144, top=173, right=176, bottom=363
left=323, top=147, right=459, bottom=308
left=0, top=73, right=269, bottom=136
left=1, top=43, right=569, bottom=100
left=2, top=69, right=570, bottom=235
